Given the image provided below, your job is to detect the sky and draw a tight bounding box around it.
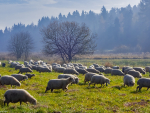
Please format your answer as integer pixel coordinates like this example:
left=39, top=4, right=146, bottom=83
left=0, top=0, right=141, bottom=31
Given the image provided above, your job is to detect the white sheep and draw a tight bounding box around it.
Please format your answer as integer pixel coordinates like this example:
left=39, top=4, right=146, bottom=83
left=111, top=69, right=124, bottom=76
left=58, top=74, right=79, bottom=84
left=136, top=78, right=150, bottom=91
left=45, top=77, right=74, bottom=92
left=4, top=89, right=37, bottom=106
left=84, top=73, right=98, bottom=84
left=0, top=75, right=21, bottom=87
left=25, top=74, right=35, bottom=79
left=123, top=74, right=135, bottom=87
left=127, top=70, right=142, bottom=78
left=89, top=75, right=110, bottom=87
left=11, top=74, right=28, bottom=81
left=18, top=67, right=33, bottom=74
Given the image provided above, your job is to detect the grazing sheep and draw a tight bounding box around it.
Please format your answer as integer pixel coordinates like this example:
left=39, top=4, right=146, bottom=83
left=73, top=63, right=78, bottom=67
left=32, top=65, right=37, bottom=70
left=95, top=67, right=105, bottom=72
left=79, top=66, right=87, bottom=70
left=63, top=69, right=79, bottom=75
left=18, top=67, right=33, bottom=74
left=112, top=66, right=119, bottom=69
left=84, top=73, right=98, bottom=84
left=136, top=78, right=150, bottom=91
left=76, top=69, right=88, bottom=75
left=0, top=75, right=21, bottom=87
left=89, top=75, right=110, bottom=87
left=111, top=69, right=124, bottom=76
left=89, top=65, right=94, bottom=69
left=145, top=66, right=150, bottom=72
left=123, top=74, right=135, bottom=87
left=78, top=63, right=83, bottom=67
left=56, top=67, right=66, bottom=73
left=4, top=89, right=37, bottom=106
left=86, top=68, right=100, bottom=74
left=15, top=64, right=24, bottom=70
left=93, top=64, right=99, bottom=68
left=25, top=74, right=35, bottom=79
left=127, top=70, right=142, bottom=78
left=2, top=63, right=6, bottom=67
left=122, top=66, right=132, bottom=73
left=11, top=74, right=28, bottom=81
left=133, top=67, right=146, bottom=74
left=104, top=68, right=112, bottom=74
left=39, top=67, right=51, bottom=73
left=45, top=77, right=74, bottom=92
left=124, top=68, right=135, bottom=74
left=58, top=74, right=79, bottom=84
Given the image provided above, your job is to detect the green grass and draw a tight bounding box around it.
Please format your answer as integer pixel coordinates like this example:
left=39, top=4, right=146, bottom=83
left=0, top=60, right=150, bottom=112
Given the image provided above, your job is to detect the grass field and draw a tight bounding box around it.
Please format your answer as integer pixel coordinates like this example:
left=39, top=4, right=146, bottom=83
left=0, top=59, right=150, bottom=113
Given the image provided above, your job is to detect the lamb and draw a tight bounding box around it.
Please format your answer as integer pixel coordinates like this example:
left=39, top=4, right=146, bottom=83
left=25, top=74, right=35, bottom=79
left=56, top=67, right=66, bottom=73
left=76, top=69, right=88, bottom=75
left=63, top=69, right=79, bottom=75
left=11, top=74, right=28, bottom=81
left=58, top=74, right=79, bottom=84
left=18, top=67, right=33, bottom=74
left=111, top=69, right=124, bottom=76
left=104, top=68, right=112, bottom=74
left=136, top=78, right=150, bottom=91
left=39, top=67, right=51, bottom=73
left=4, top=89, right=37, bottom=106
left=45, top=77, right=74, bottom=92
left=133, top=67, right=146, bottom=74
left=84, top=73, right=98, bottom=84
left=95, top=67, right=105, bottom=72
left=0, top=75, right=21, bottom=87
left=123, top=74, right=135, bottom=87
left=127, top=70, right=142, bottom=78
left=86, top=68, right=100, bottom=74
left=89, top=75, right=110, bottom=87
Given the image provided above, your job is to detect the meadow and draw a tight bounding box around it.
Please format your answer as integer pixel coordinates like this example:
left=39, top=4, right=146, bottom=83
left=0, top=59, right=150, bottom=113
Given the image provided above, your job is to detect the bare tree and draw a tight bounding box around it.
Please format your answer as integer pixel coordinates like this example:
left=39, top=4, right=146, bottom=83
left=41, top=21, right=96, bottom=62
left=8, top=32, right=34, bottom=60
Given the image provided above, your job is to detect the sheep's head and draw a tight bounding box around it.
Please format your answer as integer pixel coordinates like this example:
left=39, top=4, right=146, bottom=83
left=24, top=75, right=28, bottom=80
left=129, top=81, right=135, bottom=87
left=31, top=98, right=37, bottom=105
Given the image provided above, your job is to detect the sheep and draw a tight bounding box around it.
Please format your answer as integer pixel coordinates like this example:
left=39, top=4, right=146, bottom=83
left=4, top=89, right=37, bottom=106
left=104, top=68, right=112, bottom=74
left=73, top=63, right=78, bottom=67
left=45, top=77, right=74, bottom=92
left=122, top=66, right=132, bottom=73
left=112, top=66, right=119, bottom=69
left=145, top=66, right=150, bottom=72
left=39, top=67, right=51, bottom=73
left=123, top=74, right=135, bottom=87
left=15, top=64, right=24, bottom=70
left=84, top=73, right=98, bottom=84
left=0, top=61, right=1, bottom=66
left=89, top=65, right=94, bottom=69
left=79, top=66, right=87, bottom=70
left=127, top=70, right=142, bottom=78
left=95, top=67, right=105, bottom=72
left=18, top=67, right=33, bottom=74
left=63, top=69, right=79, bottom=75
left=25, top=74, right=35, bottom=79
left=111, top=69, right=124, bottom=76
left=89, top=75, right=110, bottom=87
left=124, top=68, right=135, bottom=74
left=76, top=69, right=88, bottom=75
left=0, top=75, right=21, bottom=87
left=93, top=64, right=99, bottom=68
left=86, top=68, right=100, bottom=74
left=56, top=67, right=66, bottom=73
left=136, top=78, right=150, bottom=91
left=78, top=63, right=83, bottom=67
left=58, top=74, right=79, bottom=84
left=11, top=74, right=28, bottom=81
left=133, top=67, right=146, bottom=74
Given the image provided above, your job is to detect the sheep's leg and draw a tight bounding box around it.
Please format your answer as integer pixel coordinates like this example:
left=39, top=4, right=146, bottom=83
left=138, top=86, right=142, bottom=91
left=124, top=83, right=125, bottom=87
left=51, top=89, right=53, bottom=92
left=4, top=101, right=6, bottom=106
left=88, top=83, right=91, bottom=87
left=147, top=87, right=149, bottom=90
left=20, top=101, right=22, bottom=105
left=7, top=102, right=9, bottom=106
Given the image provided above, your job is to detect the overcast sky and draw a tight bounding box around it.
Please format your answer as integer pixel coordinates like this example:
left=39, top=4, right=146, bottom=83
left=0, top=0, right=141, bottom=31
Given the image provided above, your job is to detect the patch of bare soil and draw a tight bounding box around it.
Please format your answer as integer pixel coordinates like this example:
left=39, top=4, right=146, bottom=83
left=124, top=100, right=148, bottom=107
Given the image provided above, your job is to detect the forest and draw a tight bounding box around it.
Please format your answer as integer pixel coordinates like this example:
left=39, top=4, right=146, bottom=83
left=0, top=0, right=149, bottom=53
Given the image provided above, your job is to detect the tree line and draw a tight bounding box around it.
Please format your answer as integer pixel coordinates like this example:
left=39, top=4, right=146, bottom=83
left=0, top=0, right=150, bottom=54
